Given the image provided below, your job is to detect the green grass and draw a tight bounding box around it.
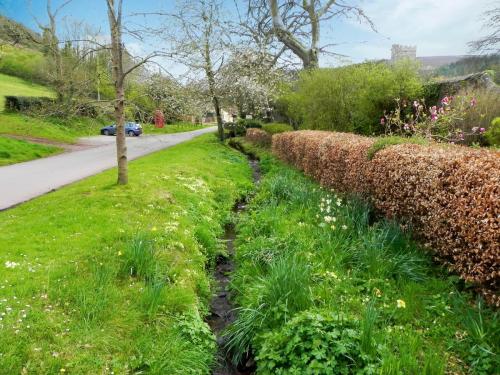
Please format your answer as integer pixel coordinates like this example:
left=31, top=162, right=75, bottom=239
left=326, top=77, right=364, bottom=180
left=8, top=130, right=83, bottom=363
left=142, top=122, right=209, bottom=135
left=226, top=139, right=499, bottom=375
left=0, top=113, right=210, bottom=144
left=262, top=123, right=294, bottom=135
left=0, top=136, right=62, bottom=165
left=0, top=134, right=253, bottom=373
left=0, top=113, right=108, bottom=143
left=0, top=72, right=55, bottom=111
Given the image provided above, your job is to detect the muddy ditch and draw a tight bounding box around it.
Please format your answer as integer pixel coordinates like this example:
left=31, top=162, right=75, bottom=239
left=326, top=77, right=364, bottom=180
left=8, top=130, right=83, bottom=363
left=207, top=147, right=261, bottom=375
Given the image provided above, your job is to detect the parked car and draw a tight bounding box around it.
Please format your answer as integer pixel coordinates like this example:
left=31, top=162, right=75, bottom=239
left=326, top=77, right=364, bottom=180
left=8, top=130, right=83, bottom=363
left=100, top=122, right=143, bottom=136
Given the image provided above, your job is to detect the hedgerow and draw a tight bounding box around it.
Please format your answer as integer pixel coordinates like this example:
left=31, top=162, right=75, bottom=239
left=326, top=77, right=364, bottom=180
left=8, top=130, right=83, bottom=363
left=245, top=128, right=271, bottom=147
left=271, top=131, right=500, bottom=305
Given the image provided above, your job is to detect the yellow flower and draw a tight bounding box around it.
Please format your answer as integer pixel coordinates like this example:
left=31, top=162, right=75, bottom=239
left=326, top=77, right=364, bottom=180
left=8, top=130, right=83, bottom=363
left=60, top=369, right=66, bottom=373
left=396, top=299, right=406, bottom=309
left=330, top=225, right=336, bottom=230
left=151, top=226, right=157, bottom=232
left=117, top=251, right=122, bottom=256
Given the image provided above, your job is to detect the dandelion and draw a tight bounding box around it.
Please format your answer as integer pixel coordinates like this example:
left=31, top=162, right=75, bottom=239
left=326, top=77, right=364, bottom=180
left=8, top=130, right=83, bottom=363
left=117, top=251, right=122, bottom=256
left=396, top=299, right=406, bottom=309
left=151, top=226, right=158, bottom=232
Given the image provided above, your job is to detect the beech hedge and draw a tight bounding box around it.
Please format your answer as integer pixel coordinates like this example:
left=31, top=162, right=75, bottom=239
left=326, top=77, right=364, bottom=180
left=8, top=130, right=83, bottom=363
left=271, top=131, right=500, bottom=305
left=246, top=128, right=272, bottom=147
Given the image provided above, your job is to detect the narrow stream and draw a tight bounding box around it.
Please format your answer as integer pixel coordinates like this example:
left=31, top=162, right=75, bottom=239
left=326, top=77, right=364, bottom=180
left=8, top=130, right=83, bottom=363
left=207, top=156, right=260, bottom=375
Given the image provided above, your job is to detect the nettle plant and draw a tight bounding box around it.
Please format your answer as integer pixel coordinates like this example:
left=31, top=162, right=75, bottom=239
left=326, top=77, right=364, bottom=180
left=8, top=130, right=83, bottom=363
left=381, top=93, right=485, bottom=144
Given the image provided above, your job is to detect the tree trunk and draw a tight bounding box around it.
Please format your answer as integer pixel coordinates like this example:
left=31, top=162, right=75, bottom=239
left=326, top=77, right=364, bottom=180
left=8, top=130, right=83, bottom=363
left=115, top=83, right=128, bottom=184
left=212, top=94, right=224, bottom=141
left=107, top=0, right=128, bottom=185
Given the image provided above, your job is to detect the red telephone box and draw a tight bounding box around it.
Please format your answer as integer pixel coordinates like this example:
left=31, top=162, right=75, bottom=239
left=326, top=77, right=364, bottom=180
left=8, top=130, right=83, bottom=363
left=154, top=109, right=165, bottom=128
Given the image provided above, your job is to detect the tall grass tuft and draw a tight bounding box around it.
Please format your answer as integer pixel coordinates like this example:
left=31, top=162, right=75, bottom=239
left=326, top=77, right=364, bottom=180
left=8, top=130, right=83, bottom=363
left=121, top=234, right=157, bottom=281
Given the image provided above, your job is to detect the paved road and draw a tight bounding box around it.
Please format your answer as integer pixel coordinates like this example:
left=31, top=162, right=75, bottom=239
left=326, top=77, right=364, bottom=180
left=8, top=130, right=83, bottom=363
left=0, top=127, right=216, bottom=210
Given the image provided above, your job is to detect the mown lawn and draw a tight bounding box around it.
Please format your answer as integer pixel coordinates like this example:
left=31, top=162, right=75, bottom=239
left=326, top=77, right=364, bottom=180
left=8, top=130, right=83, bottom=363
left=0, top=134, right=253, bottom=373
left=0, top=112, right=210, bottom=144
left=0, top=73, right=55, bottom=111
left=225, top=140, right=499, bottom=375
left=0, top=136, right=62, bottom=166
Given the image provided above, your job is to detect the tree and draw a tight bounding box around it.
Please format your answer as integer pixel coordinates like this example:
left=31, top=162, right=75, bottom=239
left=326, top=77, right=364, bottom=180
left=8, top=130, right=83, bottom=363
left=217, top=50, right=284, bottom=117
left=105, top=0, right=162, bottom=185
left=32, top=0, right=72, bottom=100
left=469, top=6, right=500, bottom=54
left=248, top=0, right=373, bottom=69
left=159, top=0, right=227, bottom=141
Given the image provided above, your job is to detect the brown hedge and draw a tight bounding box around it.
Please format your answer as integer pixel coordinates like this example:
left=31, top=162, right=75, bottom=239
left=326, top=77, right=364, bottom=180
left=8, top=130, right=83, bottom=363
left=245, top=128, right=272, bottom=147
left=271, top=130, right=500, bottom=305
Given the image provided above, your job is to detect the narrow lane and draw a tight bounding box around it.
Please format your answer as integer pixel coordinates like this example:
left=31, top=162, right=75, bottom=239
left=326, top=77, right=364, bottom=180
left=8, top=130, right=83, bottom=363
left=0, top=127, right=216, bottom=210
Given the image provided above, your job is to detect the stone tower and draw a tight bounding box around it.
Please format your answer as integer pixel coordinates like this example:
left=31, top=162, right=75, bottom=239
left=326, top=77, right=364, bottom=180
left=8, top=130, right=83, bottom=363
left=391, top=44, right=417, bottom=62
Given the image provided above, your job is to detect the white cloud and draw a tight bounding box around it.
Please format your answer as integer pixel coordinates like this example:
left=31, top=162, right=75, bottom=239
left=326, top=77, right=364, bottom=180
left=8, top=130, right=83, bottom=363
left=332, top=0, right=495, bottom=63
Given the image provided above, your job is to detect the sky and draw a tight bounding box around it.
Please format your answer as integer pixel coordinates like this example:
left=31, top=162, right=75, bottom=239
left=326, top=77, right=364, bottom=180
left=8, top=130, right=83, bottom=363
left=0, top=0, right=496, bottom=73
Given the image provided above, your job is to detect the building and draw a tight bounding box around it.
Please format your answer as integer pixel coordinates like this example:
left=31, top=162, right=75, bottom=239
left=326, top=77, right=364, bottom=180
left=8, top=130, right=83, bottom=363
left=391, top=44, right=417, bottom=63
left=390, top=44, right=468, bottom=72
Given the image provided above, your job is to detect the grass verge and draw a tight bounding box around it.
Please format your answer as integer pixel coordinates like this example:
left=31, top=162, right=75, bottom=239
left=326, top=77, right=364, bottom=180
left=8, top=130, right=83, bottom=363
left=0, top=113, right=210, bottom=144
left=0, top=136, right=62, bottom=166
left=0, top=134, right=253, bottom=373
left=225, top=139, right=499, bottom=375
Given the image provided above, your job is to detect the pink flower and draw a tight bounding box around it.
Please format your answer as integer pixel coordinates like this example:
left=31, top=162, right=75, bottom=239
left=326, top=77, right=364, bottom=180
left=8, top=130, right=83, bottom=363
left=470, top=98, right=477, bottom=107
left=430, top=106, right=438, bottom=121
left=480, top=127, right=485, bottom=133
left=413, top=100, right=419, bottom=108
left=380, top=117, right=386, bottom=125
left=441, top=96, right=450, bottom=106
left=403, top=123, right=410, bottom=131
left=438, top=107, right=445, bottom=114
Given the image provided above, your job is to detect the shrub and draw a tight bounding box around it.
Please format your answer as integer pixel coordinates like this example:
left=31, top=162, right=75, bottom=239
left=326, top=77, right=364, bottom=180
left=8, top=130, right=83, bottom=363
left=256, top=310, right=367, bottom=374
left=237, top=118, right=263, bottom=128
left=224, top=122, right=246, bottom=137
left=5, top=95, right=55, bottom=112
left=367, top=136, right=429, bottom=160
left=262, top=123, right=293, bottom=134
left=245, top=128, right=271, bottom=147
left=272, top=131, right=500, bottom=305
left=485, top=117, right=500, bottom=146
left=278, top=60, right=422, bottom=135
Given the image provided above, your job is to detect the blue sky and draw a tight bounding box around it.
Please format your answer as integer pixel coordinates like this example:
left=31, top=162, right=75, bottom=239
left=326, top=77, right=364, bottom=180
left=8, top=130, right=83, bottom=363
left=0, top=0, right=496, bottom=71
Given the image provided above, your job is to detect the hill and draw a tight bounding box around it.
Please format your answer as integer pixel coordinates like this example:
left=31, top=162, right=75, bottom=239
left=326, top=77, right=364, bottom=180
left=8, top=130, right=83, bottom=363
left=0, top=72, right=54, bottom=111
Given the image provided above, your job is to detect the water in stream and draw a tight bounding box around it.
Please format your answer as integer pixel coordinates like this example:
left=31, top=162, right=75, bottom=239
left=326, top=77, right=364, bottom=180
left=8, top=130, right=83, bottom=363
left=207, top=157, right=260, bottom=375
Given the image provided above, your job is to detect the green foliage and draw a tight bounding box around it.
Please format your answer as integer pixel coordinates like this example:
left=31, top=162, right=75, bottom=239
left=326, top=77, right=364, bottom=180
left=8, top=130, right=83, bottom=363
left=227, top=148, right=498, bottom=374
left=0, top=136, right=61, bottom=165
left=0, top=45, right=47, bottom=83
left=435, top=55, right=500, bottom=84
left=0, top=134, right=253, bottom=373
left=262, top=123, right=293, bottom=134
left=257, top=310, right=367, bottom=374
left=237, top=118, right=263, bottom=128
left=0, top=72, right=55, bottom=111
left=367, top=136, right=429, bottom=159
left=485, top=117, right=500, bottom=146
left=224, top=122, right=246, bottom=137
left=278, top=60, right=422, bottom=135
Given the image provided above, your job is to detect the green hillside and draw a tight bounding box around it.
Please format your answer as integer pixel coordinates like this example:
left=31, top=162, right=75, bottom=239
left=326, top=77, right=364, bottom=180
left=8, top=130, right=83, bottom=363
left=0, top=72, right=55, bottom=111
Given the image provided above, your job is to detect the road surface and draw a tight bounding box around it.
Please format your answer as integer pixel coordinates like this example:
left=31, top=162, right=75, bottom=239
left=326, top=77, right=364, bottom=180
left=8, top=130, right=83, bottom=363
left=0, top=127, right=216, bottom=210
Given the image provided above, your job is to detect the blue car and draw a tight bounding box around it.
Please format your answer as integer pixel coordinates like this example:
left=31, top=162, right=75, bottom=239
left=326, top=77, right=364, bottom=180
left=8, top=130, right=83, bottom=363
left=100, top=122, right=143, bottom=136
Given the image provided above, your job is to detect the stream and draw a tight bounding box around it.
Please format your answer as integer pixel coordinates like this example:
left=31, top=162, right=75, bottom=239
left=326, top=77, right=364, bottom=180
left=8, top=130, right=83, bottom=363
left=207, top=156, right=261, bottom=375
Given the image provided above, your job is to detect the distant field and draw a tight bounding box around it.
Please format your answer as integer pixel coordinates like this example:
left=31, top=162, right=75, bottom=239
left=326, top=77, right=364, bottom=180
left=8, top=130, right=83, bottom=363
left=0, top=136, right=62, bottom=166
left=0, top=73, right=55, bottom=111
